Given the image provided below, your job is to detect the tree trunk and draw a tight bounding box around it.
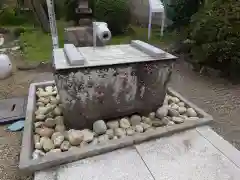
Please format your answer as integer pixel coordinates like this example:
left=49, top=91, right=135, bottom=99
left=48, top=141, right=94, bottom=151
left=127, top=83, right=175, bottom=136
left=31, top=0, right=50, bottom=32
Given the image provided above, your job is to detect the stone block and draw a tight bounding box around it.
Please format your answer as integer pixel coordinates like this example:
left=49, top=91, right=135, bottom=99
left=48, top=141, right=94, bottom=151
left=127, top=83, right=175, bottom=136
left=136, top=129, right=240, bottom=179
left=0, top=97, right=27, bottom=123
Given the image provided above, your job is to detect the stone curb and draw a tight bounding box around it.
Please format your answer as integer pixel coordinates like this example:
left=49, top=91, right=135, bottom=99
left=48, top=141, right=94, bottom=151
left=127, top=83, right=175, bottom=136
left=19, top=81, right=213, bottom=173
left=196, top=126, right=240, bottom=168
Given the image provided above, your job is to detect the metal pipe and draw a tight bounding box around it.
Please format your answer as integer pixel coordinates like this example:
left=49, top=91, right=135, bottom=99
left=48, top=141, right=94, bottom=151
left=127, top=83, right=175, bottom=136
left=93, top=21, right=97, bottom=48
left=46, top=0, right=59, bottom=49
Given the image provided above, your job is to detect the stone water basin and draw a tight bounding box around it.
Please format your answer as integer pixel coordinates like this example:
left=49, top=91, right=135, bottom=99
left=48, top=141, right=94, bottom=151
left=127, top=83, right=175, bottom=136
left=53, top=41, right=177, bottom=129
left=19, top=81, right=213, bottom=173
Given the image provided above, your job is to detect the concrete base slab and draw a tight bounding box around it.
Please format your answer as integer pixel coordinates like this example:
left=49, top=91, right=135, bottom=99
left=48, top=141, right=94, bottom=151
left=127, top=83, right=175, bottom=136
left=196, top=126, right=240, bottom=168
left=19, top=81, right=213, bottom=173
left=35, top=148, right=154, bottom=180
left=136, top=128, right=240, bottom=180
left=34, top=127, right=240, bottom=180
left=0, top=97, right=27, bottom=123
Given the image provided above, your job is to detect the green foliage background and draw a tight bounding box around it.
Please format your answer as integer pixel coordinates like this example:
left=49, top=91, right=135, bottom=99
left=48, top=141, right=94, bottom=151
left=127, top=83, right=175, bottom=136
left=65, top=0, right=130, bottom=35
left=93, top=0, right=130, bottom=35
left=0, top=4, right=28, bottom=25
left=189, top=0, right=240, bottom=77
left=166, top=0, right=203, bottom=28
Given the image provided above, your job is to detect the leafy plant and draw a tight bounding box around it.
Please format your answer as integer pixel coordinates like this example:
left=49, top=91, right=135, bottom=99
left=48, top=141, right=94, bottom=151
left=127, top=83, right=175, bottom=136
left=93, top=0, right=130, bottom=35
left=64, top=0, right=78, bottom=23
left=64, top=0, right=130, bottom=35
left=168, top=0, right=203, bottom=28
left=0, top=4, right=34, bottom=26
left=189, top=0, right=240, bottom=77
left=0, top=0, right=6, bottom=9
left=0, top=7, right=22, bottom=25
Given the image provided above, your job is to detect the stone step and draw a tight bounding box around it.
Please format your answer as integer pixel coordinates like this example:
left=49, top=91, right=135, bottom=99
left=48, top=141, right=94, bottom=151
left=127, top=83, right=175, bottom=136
left=64, top=26, right=94, bottom=46
left=78, top=18, right=92, bottom=26
left=75, top=8, right=92, bottom=14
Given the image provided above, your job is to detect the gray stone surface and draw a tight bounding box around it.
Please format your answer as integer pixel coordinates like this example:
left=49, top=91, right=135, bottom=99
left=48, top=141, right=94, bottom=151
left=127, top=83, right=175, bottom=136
left=0, top=97, right=26, bottom=123
left=136, top=129, right=240, bottom=180
left=53, top=44, right=176, bottom=70
left=55, top=58, right=175, bottom=129
left=64, top=26, right=106, bottom=47
left=54, top=43, right=176, bottom=129
left=196, top=126, right=240, bottom=168
left=131, top=40, right=166, bottom=58
left=35, top=148, right=154, bottom=180
left=34, top=127, right=240, bottom=180
left=63, top=44, right=85, bottom=66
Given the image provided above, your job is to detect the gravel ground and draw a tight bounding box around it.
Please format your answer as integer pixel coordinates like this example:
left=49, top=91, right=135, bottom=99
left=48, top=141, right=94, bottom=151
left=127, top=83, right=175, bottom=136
left=170, top=61, right=240, bottom=150
left=0, top=126, right=32, bottom=180
left=0, top=60, right=240, bottom=180
left=0, top=53, right=52, bottom=100
left=0, top=54, right=53, bottom=180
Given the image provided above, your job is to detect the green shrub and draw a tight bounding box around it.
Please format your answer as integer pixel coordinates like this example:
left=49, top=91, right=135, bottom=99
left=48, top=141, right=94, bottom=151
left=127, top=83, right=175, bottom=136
left=0, top=0, right=6, bottom=9
left=189, top=0, right=240, bottom=77
left=13, top=27, right=26, bottom=37
left=94, top=0, right=130, bottom=35
left=0, top=6, right=28, bottom=25
left=168, top=0, right=203, bottom=28
left=64, top=0, right=78, bottom=23
left=64, top=0, right=130, bottom=35
left=0, top=2, right=3, bottom=9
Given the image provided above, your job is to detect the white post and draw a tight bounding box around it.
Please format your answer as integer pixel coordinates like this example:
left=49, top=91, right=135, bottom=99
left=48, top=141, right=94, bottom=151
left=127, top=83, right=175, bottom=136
left=148, top=10, right=152, bottom=40
left=160, top=11, right=165, bottom=37
left=93, top=22, right=97, bottom=48
left=46, top=0, right=59, bottom=49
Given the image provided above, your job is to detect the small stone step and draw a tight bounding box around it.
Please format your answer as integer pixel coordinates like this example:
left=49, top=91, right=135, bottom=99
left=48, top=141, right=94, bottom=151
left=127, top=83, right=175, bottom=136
left=64, top=26, right=93, bottom=46
left=78, top=18, right=92, bottom=26
left=75, top=8, right=92, bottom=14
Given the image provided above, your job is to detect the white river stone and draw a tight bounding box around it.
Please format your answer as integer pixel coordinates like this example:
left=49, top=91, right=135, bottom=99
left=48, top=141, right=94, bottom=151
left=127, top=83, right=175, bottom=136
left=119, top=118, right=131, bottom=129
left=93, top=120, right=107, bottom=135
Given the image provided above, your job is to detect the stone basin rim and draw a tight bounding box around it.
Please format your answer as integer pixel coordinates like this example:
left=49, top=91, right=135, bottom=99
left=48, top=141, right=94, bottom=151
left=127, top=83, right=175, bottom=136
left=53, top=44, right=177, bottom=70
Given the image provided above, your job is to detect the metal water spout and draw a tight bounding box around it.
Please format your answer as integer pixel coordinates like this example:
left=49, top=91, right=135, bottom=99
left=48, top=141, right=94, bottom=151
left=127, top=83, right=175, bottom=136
left=93, top=21, right=112, bottom=47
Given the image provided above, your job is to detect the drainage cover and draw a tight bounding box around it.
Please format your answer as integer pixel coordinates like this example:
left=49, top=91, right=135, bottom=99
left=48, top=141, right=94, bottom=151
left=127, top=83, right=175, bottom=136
left=0, top=97, right=27, bottom=123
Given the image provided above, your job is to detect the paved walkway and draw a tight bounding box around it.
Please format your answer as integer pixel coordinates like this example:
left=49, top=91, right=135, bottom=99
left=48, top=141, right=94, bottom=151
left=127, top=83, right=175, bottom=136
left=170, top=61, right=240, bottom=150
left=35, top=127, right=240, bottom=180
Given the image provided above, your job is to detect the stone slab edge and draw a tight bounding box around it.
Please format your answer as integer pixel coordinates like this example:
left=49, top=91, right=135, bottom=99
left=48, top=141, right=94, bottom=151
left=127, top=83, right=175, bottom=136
left=19, top=81, right=213, bottom=173
left=19, top=81, right=55, bottom=173
left=196, top=126, right=240, bottom=168
left=54, top=45, right=177, bottom=70
left=0, top=96, right=27, bottom=123
left=130, top=40, right=167, bottom=59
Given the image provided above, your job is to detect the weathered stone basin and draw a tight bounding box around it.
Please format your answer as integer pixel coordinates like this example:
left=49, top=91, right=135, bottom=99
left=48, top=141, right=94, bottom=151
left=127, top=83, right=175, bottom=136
left=53, top=41, right=177, bottom=129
